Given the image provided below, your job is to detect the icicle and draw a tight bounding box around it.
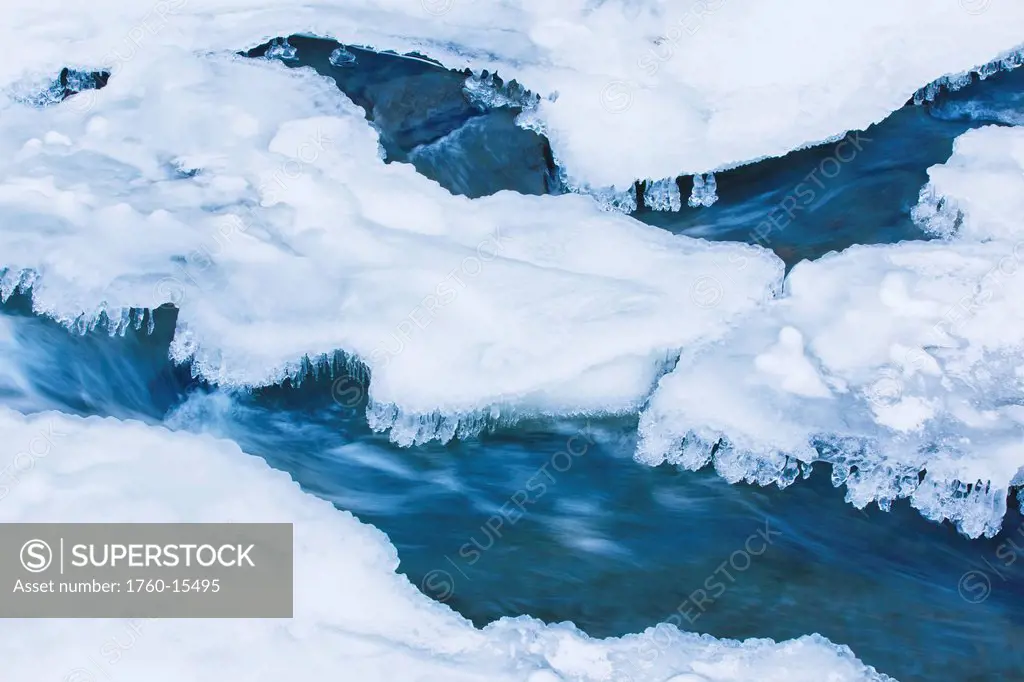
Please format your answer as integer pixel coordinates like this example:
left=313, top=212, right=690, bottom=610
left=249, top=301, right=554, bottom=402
left=588, top=184, right=637, bottom=213
left=463, top=71, right=539, bottom=110
left=911, top=46, right=1024, bottom=105
left=265, top=38, right=298, bottom=61
left=687, top=172, right=718, bottom=208
left=643, top=177, right=682, bottom=212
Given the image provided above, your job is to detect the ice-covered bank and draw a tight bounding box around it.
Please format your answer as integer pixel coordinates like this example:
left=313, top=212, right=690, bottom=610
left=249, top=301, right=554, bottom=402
left=638, top=125, right=1024, bottom=539
left=1, top=1, right=1024, bottom=191
left=0, top=50, right=780, bottom=444
left=0, top=408, right=893, bottom=682
left=2, top=2, right=1024, bottom=538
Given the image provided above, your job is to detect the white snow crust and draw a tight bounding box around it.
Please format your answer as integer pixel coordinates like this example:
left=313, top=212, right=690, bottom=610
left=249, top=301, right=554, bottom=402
left=2, top=1, right=1024, bottom=537
left=1, top=1, right=1023, bottom=190
left=639, top=125, right=1024, bottom=538
left=0, top=50, right=780, bottom=444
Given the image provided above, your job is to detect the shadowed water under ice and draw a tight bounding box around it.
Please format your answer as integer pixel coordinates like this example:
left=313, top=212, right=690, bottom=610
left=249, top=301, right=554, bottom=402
left=243, top=35, right=558, bottom=199
left=247, top=35, right=1024, bottom=270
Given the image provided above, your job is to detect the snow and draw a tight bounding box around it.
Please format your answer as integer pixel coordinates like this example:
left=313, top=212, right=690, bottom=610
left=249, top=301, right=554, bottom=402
left=0, top=49, right=780, bottom=445
left=639, top=125, right=1024, bottom=539
left=0, top=0, right=1022, bottom=536
left=1, top=1, right=1023, bottom=191
left=912, top=124, right=1024, bottom=241
left=0, top=407, right=894, bottom=682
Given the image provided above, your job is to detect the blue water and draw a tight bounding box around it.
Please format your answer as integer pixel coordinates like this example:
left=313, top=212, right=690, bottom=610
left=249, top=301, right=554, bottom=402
left=7, top=39, right=1024, bottom=682
left=4, top=293, right=1024, bottom=682
left=637, top=69, right=1024, bottom=269
left=243, top=36, right=558, bottom=199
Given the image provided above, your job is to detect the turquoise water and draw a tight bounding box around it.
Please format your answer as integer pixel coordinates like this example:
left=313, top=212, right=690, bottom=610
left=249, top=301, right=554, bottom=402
left=6, top=38, right=1024, bottom=682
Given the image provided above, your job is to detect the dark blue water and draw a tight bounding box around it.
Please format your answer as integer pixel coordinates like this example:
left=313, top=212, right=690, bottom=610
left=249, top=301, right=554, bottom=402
left=635, top=113, right=953, bottom=269
left=243, top=36, right=557, bottom=199
left=639, top=68, right=1024, bottom=268
left=9, top=40, right=1024, bottom=682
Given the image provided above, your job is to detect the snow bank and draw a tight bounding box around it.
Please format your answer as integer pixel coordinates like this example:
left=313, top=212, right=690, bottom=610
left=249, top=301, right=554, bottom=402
left=1, top=1, right=1023, bottom=191
left=912, top=124, right=1024, bottom=241
left=0, top=408, right=894, bottom=682
left=0, top=50, right=780, bottom=444
left=639, top=125, right=1024, bottom=538
left=3, top=0, right=1022, bottom=535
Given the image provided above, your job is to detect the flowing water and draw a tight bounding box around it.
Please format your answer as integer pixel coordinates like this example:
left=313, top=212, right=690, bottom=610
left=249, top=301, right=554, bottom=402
left=5, top=36, right=1024, bottom=682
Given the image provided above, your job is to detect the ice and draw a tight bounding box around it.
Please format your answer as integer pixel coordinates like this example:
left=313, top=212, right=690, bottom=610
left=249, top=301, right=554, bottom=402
left=911, top=46, right=1024, bottom=105
left=0, top=49, right=781, bottom=444
left=264, top=37, right=298, bottom=61
left=0, top=407, right=895, bottom=681
left=687, top=173, right=718, bottom=209
left=571, top=181, right=639, bottom=213
left=924, top=64, right=1024, bottom=126
left=643, top=177, right=682, bottom=212
left=639, top=125, right=1024, bottom=538
left=462, top=71, right=539, bottom=111
left=638, top=240, right=1024, bottom=537
left=0, top=1, right=1022, bottom=192
left=912, top=125, right=1024, bottom=241
left=3, top=0, right=1022, bottom=529
left=328, top=46, right=357, bottom=67
left=9, top=68, right=109, bottom=109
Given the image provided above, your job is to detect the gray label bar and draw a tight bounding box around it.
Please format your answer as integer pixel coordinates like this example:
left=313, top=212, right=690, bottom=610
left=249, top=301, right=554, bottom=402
left=0, top=523, right=292, bottom=617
